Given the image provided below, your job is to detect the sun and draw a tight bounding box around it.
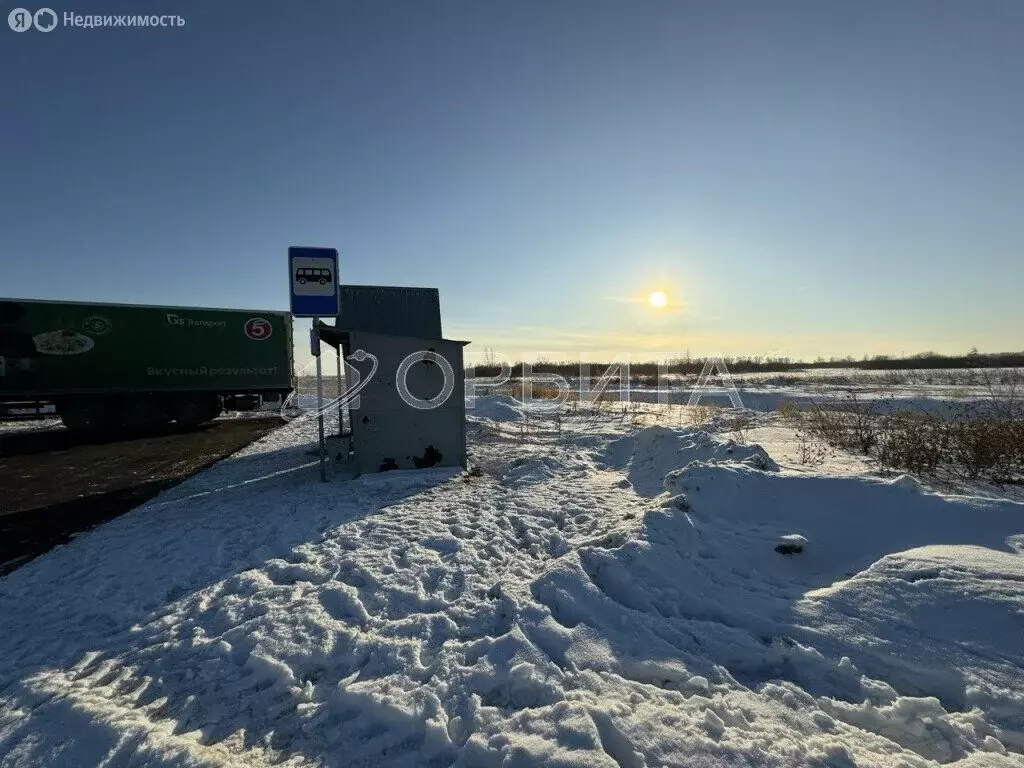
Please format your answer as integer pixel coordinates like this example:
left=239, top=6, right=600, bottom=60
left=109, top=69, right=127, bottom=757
left=648, top=291, right=668, bottom=308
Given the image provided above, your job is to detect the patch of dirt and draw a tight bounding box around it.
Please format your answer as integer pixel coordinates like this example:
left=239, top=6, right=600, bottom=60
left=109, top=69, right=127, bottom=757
left=0, top=417, right=284, bottom=575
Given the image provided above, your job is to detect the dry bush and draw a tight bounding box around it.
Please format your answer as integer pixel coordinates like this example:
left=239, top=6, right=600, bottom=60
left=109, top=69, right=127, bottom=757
left=876, top=414, right=1023, bottom=482
left=718, top=411, right=752, bottom=443
left=794, top=431, right=828, bottom=466
left=804, top=393, right=879, bottom=454
left=778, top=400, right=802, bottom=425
left=801, top=386, right=1024, bottom=483
left=480, top=382, right=521, bottom=400
left=687, top=404, right=720, bottom=426
left=780, top=402, right=823, bottom=464
left=804, top=404, right=846, bottom=446
left=876, top=412, right=948, bottom=474
left=497, top=381, right=582, bottom=401
left=529, top=382, right=565, bottom=400
left=954, top=375, right=1024, bottom=480
left=627, top=401, right=646, bottom=425
left=778, top=400, right=798, bottom=419
left=948, top=418, right=1024, bottom=481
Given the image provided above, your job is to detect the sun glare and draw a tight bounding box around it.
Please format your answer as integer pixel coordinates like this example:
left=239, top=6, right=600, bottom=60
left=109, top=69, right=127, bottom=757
left=648, top=291, right=668, bottom=308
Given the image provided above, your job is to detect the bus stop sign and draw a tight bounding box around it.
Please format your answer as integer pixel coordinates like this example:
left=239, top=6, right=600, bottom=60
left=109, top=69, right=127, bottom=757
left=289, top=246, right=340, bottom=318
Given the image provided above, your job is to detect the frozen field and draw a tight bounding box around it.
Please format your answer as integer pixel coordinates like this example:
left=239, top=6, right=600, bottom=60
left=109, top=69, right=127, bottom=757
left=500, top=366, right=1024, bottom=419
left=1, top=397, right=1023, bottom=766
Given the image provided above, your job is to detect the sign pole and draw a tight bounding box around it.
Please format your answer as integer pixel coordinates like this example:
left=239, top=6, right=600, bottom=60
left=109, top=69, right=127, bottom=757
left=313, top=319, right=326, bottom=483
left=288, top=246, right=340, bottom=482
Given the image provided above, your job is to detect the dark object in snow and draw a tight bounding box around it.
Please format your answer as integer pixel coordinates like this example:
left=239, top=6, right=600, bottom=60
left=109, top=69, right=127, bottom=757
left=775, top=534, right=807, bottom=555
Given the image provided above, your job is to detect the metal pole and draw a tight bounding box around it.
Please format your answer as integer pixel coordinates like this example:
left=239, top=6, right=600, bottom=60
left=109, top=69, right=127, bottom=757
left=336, top=345, right=343, bottom=436
left=314, top=318, right=326, bottom=482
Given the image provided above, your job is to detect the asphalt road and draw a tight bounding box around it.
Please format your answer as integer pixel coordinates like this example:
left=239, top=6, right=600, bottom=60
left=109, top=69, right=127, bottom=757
left=0, top=417, right=284, bottom=575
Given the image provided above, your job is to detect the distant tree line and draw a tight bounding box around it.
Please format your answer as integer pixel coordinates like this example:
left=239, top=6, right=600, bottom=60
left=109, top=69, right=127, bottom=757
left=469, top=349, right=1024, bottom=378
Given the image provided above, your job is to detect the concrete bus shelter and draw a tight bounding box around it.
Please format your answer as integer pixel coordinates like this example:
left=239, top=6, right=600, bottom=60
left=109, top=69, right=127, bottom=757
left=310, top=285, right=469, bottom=475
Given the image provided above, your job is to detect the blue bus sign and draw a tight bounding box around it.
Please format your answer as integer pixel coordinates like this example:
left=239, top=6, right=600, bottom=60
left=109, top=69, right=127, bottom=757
left=289, top=246, right=339, bottom=317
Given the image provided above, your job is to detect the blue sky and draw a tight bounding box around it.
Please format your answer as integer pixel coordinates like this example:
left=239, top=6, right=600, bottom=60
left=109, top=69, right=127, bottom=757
left=2, top=0, right=1021, bottom=365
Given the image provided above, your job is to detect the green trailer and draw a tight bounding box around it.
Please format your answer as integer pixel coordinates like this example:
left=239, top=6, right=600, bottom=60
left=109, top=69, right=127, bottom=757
left=0, top=298, right=293, bottom=430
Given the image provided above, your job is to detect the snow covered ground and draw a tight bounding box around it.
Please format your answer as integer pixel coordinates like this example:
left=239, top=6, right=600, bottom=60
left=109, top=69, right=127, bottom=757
left=584, top=385, right=1000, bottom=419
left=2, top=398, right=1023, bottom=767
left=0, top=417, right=62, bottom=435
left=501, top=365, right=1024, bottom=418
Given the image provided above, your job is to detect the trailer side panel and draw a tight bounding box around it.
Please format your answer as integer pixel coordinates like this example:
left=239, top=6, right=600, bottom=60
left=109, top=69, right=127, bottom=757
left=0, top=300, right=291, bottom=398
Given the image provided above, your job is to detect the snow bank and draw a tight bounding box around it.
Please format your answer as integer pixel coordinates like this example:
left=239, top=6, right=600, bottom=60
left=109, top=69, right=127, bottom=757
left=0, top=417, right=62, bottom=434
left=468, top=395, right=525, bottom=423
left=2, top=407, right=1023, bottom=767
left=527, top=461, right=1024, bottom=762
left=599, top=425, right=778, bottom=497
left=799, top=545, right=1024, bottom=748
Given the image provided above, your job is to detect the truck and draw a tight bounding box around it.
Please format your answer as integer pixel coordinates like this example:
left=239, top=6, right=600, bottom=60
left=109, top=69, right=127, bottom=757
left=0, top=298, right=294, bottom=431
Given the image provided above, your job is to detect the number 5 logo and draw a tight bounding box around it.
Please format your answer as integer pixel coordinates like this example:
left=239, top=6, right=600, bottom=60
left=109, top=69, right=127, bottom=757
left=244, top=317, right=272, bottom=340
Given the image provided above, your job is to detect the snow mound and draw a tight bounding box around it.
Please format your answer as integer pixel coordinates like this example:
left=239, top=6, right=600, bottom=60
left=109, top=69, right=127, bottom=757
left=502, top=455, right=560, bottom=487
left=799, top=545, right=1024, bottom=743
left=889, top=473, right=925, bottom=493
left=663, top=463, right=1023, bottom=589
left=469, top=395, right=524, bottom=423
left=777, top=533, right=808, bottom=554
left=528, top=468, right=1024, bottom=764
left=600, top=426, right=778, bottom=497
left=817, top=693, right=1009, bottom=763
left=1010, top=534, right=1024, bottom=555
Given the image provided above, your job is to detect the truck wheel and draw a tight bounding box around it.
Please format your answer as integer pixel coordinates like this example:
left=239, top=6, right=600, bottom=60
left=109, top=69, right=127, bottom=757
left=59, top=397, right=109, bottom=431
left=224, top=394, right=260, bottom=412
left=171, top=394, right=221, bottom=427
left=118, top=396, right=166, bottom=431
